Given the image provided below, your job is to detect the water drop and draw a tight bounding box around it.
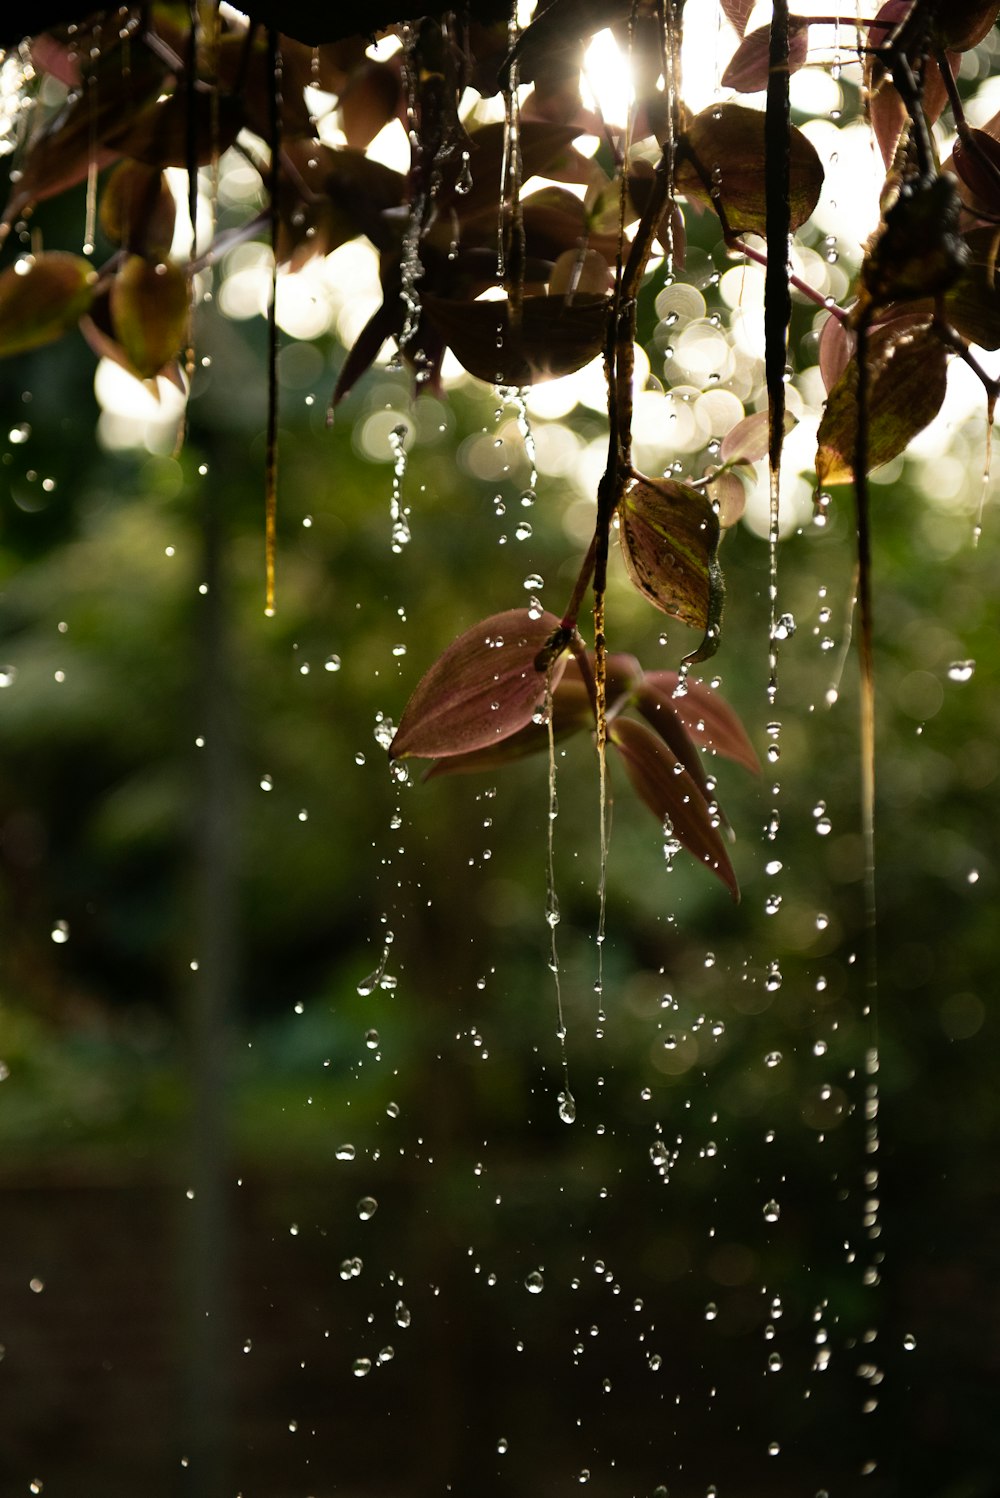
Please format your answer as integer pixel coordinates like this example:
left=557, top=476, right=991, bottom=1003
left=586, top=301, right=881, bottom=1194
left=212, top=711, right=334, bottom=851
left=325, top=655, right=342, bottom=672
left=335, top=1143, right=356, bottom=1161
left=353, top=1357, right=372, bottom=1378
left=0, top=666, right=17, bottom=688
left=525, top=1269, right=545, bottom=1293
left=515, top=520, right=532, bottom=540
left=497, top=1437, right=509, bottom=1454
left=767, top=1351, right=783, bottom=1372
left=558, top=1091, right=576, bottom=1124
left=395, top=1300, right=411, bottom=1327
left=650, top=1141, right=669, bottom=1167
left=705, top=1302, right=718, bottom=1321
left=523, top=573, right=544, bottom=591
left=357, top=1196, right=378, bottom=1221
left=903, top=1333, right=916, bottom=1351
left=365, top=1029, right=379, bottom=1050
left=947, top=660, right=975, bottom=683
left=765, top=1051, right=782, bottom=1068
left=763, top=1199, right=781, bottom=1223
left=50, top=921, right=69, bottom=944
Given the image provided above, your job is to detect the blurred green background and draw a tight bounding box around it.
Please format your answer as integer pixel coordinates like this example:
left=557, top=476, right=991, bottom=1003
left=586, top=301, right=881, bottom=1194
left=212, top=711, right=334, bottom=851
left=1, top=177, right=999, bottom=1498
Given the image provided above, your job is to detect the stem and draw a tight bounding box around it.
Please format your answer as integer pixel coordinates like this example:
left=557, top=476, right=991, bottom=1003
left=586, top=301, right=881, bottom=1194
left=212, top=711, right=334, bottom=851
left=732, top=236, right=848, bottom=319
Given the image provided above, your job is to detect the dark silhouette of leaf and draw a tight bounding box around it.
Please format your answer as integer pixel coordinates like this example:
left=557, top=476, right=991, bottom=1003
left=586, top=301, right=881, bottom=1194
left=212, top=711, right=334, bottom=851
left=339, top=59, right=402, bottom=149
left=110, top=256, right=189, bottom=380
left=457, top=122, right=593, bottom=220
left=939, top=0, right=1000, bottom=50
left=617, top=473, right=724, bottom=661
left=608, top=717, right=739, bottom=900
left=640, top=672, right=761, bottom=774
left=675, top=103, right=823, bottom=238
left=99, top=161, right=177, bottom=257
left=0, top=251, right=96, bottom=357
left=389, top=610, right=570, bottom=762
left=945, top=226, right=1000, bottom=348
left=860, top=175, right=967, bottom=309
left=422, top=292, right=608, bottom=386
left=816, top=324, right=949, bottom=487
left=950, top=127, right=1000, bottom=220
left=721, top=17, right=808, bottom=93
left=507, top=0, right=627, bottom=85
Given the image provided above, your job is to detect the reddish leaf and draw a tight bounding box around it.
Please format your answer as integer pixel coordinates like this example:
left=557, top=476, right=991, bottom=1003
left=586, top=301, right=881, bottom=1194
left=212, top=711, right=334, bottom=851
left=422, top=292, right=608, bottom=386
left=617, top=473, right=724, bottom=661
left=818, top=310, right=854, bottom=392
left=940, top=0, right=1000, bottom=50
left=0, top=252, right=96, bottom=358
left=609, top=717, right=739, bottom=900
left=633, top=682, right=715, bottom=806
left=641, top=672, right=761, bottom=774
left=389, top=610, right=570, bottom=762
left=676, top=103, right=823, bottom=238
left=950, top=128, right=1000, bottom=219
left=457, top=122, right=593, bottom=219
left=816, top=324, right=949, bottom=487
left=425, top=674, right=595, bottom=777
left=704, top=467, right=748, bottom=527
left=720, top=0, right=756, bottom=38
left=719, top=409, right=796, bottom=464
left=721, top=18, right=809, bottom=93
left=110, top=255, right=189, bottom=380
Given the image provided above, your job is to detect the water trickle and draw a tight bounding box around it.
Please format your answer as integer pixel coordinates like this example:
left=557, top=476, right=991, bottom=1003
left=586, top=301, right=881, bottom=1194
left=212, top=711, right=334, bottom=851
left=388, top=424, right=412, bottom=552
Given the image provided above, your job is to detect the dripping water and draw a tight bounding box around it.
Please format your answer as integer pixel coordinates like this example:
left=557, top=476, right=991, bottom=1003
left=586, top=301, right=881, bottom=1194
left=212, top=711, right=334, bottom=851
left=544, top=680, right=574, bottom=1124
left=388, top=424, right=412, bottom=552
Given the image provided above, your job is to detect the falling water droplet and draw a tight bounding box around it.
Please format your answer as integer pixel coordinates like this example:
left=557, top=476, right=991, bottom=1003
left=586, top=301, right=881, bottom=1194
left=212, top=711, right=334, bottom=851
left=353, top=1357, right=372, bottom=1378
left=947, top=660, right=975, bottom=683
left=557, top=1091, right=576, bottom=1124
left=357, top=1196, right=378, bottom=1221
left=763, top=1199, right=781, bottom=1223
left=525, top=1269, right=545, bottom=1293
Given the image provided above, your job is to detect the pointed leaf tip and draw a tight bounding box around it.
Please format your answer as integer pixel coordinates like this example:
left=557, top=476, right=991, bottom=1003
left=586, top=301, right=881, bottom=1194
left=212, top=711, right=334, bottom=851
left=390, top=609, right=570, bottom=762
left=609, top=717, right=740, bottom=901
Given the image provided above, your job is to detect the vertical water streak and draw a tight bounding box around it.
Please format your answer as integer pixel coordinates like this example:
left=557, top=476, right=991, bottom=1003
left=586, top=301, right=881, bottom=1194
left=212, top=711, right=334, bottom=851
left=544, top=681, right=574, bottom=1123
left=264, top=30, right=282, bottom=617
left=388, top=423, right=412, bottom=551
left=82, top=25, right=100, bottom=255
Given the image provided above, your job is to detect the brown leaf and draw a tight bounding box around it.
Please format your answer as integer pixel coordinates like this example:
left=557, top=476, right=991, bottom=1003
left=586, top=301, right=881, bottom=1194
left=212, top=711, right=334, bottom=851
left=110, top=255, right=189, bottom=380
left=816, top=324, right=949, bottom=487
left=617, top=473, right=724, bottom=662
left=340, top=59, right=402, bottom=149
left=721, top=18, right=809, bottom=93
left=99, top=161, right=177, bottom=257
left=609, top=717, right=739, bottom=900
left=641, top=671, right=761, bottom=774
left=675, top=103, right=823, bottom=238
left=389, top=609, right=570, bottom=762
left=861, top=175, right=967, bottom=309
left=0, top=251, right=96, bottom=358
left=945, top=227, right=1000, bottom=349
left=422, top=292, right=608, bottom=386
left=704, top=467, right=748, bottom=527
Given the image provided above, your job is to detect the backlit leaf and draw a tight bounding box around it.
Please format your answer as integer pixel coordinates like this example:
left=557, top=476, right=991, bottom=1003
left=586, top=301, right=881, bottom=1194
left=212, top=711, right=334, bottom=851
left=422, top=292, right=608, bottom=386
left=99, top=161, right=177, bottom=257
left=617, top=473, right=724, bottom=662
left=719, top=409, right=796, bottom=464
left=110, top=256, right=189, bottom=380
left=389, top=609, right=570, bottom=762
left=675, top=103, right=823, bottom=238
left=945, top=227, right=1000, bottom=348
left=609, top=717, right=739, bottom=900
left=816, top=324, right=949, bottom=487
left=0, top=252, right=96, bottom=358
left=721, top=18, right=809, bottom=93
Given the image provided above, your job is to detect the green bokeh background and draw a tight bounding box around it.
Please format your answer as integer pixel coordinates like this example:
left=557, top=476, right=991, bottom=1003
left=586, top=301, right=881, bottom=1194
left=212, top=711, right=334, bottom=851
left=0, top=179, right=998, bottom=1498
